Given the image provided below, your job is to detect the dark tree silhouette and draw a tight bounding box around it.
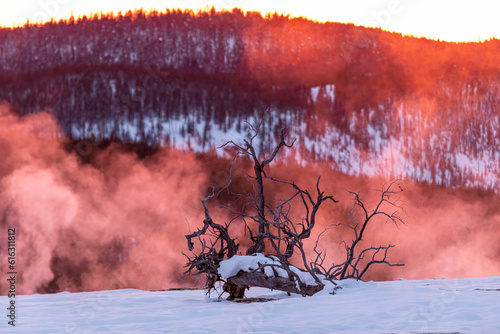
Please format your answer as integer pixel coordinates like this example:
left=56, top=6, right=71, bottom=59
left=184, top=124, right=405, bottom=300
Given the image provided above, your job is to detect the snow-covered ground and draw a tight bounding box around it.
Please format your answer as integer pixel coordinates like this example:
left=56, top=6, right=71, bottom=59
left=1, top=276, right=499, bottom=333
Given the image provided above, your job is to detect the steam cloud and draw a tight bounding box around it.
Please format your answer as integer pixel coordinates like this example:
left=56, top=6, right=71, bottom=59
left=0, top=103, right=208, bottom=294
left=0, top=102, right=499, bottom=295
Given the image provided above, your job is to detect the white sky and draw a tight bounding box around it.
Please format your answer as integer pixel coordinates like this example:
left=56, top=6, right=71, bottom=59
left=0, top=0, right=498, bottom=42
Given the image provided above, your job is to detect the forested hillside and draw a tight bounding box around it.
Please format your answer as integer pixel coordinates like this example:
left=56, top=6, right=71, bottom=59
left=1, top=9, right=499, bottom=190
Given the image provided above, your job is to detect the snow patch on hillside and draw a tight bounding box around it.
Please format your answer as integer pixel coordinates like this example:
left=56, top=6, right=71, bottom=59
left=68, top=83, right=500, bottom=192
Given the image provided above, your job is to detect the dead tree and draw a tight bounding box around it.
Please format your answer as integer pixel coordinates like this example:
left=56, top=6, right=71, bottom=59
left=184, top=124, right=405, bottom=300
left=311, top=181, right=405, bottom=282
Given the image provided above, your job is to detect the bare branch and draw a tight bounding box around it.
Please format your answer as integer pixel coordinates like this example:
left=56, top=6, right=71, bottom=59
left=321, top=180, right=406, bottom=281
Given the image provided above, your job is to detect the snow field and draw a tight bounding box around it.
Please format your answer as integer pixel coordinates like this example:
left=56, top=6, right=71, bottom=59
left=1, top=276, right=499, bottom=333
